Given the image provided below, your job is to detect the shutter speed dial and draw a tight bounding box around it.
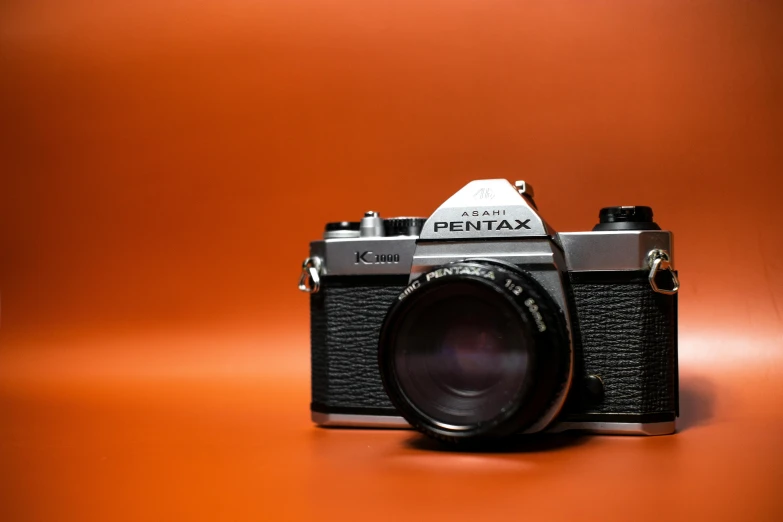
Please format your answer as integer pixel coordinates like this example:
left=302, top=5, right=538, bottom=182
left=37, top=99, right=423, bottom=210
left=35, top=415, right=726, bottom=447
left=327, top=214, right=426, bottom=238
left=383, top=217, right=426, bottom=237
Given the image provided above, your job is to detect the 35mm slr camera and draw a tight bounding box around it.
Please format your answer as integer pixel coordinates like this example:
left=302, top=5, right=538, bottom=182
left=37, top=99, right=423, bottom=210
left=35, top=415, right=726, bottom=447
left=299, top=179, right=679, bottom=443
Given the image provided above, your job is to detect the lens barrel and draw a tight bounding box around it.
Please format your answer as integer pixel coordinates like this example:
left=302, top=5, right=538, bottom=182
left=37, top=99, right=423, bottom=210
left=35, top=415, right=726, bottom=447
left=378, top=261, right=572, bottom=443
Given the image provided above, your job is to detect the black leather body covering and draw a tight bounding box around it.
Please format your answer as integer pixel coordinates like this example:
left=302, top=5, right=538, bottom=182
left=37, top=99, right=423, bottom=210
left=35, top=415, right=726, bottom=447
left=311, top=271, right=678, bottom=422
left=310, top=276, right=408, bottom=414
left=561, top=271, right=678, bottom=422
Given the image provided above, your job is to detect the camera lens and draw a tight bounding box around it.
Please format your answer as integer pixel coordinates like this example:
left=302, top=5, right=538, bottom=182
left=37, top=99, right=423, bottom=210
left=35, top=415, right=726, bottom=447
left=379, top=261, right=571, bottom=442
left=392, top=283, right=532, bottom=427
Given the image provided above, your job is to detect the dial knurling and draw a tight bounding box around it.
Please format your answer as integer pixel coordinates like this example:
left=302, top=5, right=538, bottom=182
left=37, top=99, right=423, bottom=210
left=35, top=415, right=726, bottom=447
left=383, top=217, right=426, bottom=236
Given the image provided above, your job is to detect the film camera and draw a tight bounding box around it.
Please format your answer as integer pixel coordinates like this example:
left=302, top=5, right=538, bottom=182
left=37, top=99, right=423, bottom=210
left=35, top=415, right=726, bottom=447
left=299, top=179, right=678, bottom=443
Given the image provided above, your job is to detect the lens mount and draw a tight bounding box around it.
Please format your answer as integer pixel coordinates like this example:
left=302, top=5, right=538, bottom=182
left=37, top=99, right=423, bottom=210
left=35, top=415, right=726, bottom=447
left=378, top=261, right=572, bottom=443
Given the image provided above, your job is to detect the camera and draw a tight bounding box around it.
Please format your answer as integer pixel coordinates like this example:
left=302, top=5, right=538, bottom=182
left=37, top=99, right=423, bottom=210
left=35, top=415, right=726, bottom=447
left=299, top=179, right=679, bottom=442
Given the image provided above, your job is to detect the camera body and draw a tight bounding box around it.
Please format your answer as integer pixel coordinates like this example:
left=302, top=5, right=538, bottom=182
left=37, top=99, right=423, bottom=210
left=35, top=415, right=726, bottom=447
left=300, top=179, right=678, bottom=440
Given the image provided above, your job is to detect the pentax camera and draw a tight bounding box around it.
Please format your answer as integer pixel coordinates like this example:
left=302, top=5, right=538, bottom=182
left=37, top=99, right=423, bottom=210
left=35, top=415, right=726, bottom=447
left=298, top=179, right=679, bottom=443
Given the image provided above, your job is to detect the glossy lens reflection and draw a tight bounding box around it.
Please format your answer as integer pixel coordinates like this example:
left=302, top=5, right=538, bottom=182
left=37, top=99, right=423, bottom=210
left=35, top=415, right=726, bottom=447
left=392, top=281, right=532, bottom=427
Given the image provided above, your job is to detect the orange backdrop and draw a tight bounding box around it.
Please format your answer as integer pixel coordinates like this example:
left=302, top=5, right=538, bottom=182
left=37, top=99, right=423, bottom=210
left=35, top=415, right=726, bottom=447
left=1, top=1, right=782, bottom=521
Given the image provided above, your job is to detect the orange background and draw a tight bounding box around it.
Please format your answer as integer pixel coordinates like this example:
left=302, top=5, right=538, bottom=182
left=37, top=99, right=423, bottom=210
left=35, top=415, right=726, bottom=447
left=1, top=1, right=782, bottom=520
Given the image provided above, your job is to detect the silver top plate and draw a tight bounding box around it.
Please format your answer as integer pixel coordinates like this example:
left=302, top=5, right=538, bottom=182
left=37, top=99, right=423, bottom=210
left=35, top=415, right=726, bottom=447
left=311, top=229, right=673, bottom=277
left=559, top=230, right=673, bottom=271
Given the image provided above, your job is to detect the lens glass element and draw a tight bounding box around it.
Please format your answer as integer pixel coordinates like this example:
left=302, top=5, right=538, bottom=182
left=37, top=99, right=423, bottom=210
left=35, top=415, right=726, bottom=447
left=392, top=281, right=533, bottom=428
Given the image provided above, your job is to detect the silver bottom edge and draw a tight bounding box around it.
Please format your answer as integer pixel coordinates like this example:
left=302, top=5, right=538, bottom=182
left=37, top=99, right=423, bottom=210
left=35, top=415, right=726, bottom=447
left=311, top=412, right=676, bottom=436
